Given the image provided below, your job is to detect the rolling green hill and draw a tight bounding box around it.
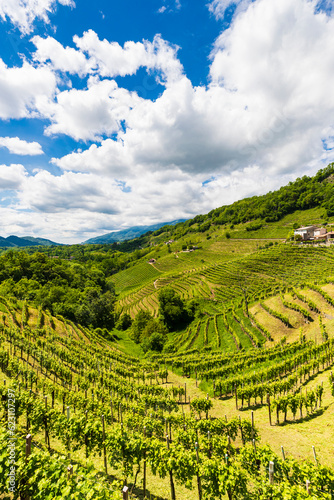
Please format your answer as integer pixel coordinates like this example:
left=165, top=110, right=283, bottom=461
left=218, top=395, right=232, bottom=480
left=0, top=235, right=60, bottom=248
left=2, top=167, right=334, bottom=498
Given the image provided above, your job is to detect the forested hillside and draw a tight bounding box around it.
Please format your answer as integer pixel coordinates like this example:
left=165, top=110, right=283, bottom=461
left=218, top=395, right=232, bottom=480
left=149, top=163, right=334, bottom=239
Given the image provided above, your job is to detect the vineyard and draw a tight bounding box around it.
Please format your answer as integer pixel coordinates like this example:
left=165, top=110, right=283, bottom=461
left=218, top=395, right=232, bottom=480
left=113, top=244, right=334, bottom=323
left=0, top=290, right=334, bottom=499
left=167, top=275, right=334, bottom=357
left=2, top=209, right=334, bottom=497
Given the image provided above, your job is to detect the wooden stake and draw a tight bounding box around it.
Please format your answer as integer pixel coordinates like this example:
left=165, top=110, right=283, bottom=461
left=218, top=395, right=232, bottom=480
left=269, top=461, right=274, bottom=485
left=143, top=427, right=147, bottom=499
left=25, top=434, right=32, bottom=463
left=281, top=446, right=285, bottom=461
left=166, top=435, right=176, bottom=500
left=67, top=406, right=71, bottom=459
left=101, top=415, right=108, bottom=474
left=239, top=416, right=245, bottom=446
left=252, top=439, right=256, bottom=454
left=67, top=465, right=73, bottom=479
left=122, top=485, right=129, bottom=500
left=267, top=394, right=272, bottom=426
left=195, top=442, right=202, bottom=500
left=312, top=446, right=318, bottom=466
left=44, top=396, right=49, bottom=448
left=306, top=480, right=311, bottom=495
left=110, top=395, right=113, bottom=424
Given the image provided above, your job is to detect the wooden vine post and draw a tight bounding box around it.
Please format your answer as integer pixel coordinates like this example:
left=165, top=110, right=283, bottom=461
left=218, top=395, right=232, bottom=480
left=306, top=480, right=311, bottom=495
left=67, top=465, right=73, bottom=479
left=166, top=435, right=176, bottom=500
left=110, top=392, right=114, bottom=424
left=143, top=426, right=147, bottom=499
left=238, top=416, right=245, bottom=446
left=25, top=434, right=32, bottom=463
left=84, top=410, right=88, bottom=459
left=312, top=446, right=318, bottom=466
left=101, top=415, right=108, bottom=474
left=281, top=446, right=286, bottom=461
left=252, top=439, right=256, bottom=454
left=24, top=434, right=32, bottom=500
left=267, top=393, right=272, bottom=426
left=44, top=395, right=49, bottom=449
left=269, top=461, right=274, bottom=485
left=122, top=485, right=129, bottom=500
left=67, top=406, right=71, bottom=459
left=195, top=442, right=202, bottom=500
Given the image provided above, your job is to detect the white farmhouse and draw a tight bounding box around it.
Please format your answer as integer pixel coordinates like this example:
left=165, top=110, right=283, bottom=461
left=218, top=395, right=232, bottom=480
left=294, top=225, right=319, bottom=240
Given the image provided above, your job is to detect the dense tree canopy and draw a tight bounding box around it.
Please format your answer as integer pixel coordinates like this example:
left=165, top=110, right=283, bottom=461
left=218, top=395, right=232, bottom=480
left=130, top=310, right=168, bottom=352
left=158, top=287, right=198, bottom=331
left=0, top=250, right=116, bottom=329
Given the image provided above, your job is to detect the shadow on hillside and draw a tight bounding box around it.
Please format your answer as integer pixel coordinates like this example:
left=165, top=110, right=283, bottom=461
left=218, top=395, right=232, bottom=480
left=276, top=405, right=328, bottom=426
left=109, top=334, right=120, bottom=341
left=216, top=395, right=235, bottom=402
left=131, top=486, right=167, bottom=500
left=237, top=402, right=266, bottom=411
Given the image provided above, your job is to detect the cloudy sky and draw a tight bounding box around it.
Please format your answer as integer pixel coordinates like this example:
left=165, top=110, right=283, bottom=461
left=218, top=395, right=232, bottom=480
left=0, top=0, right=334, bottom=243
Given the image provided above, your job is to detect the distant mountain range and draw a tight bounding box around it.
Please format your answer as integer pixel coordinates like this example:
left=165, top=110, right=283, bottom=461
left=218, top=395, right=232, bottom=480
left=0, top=236, right=60, bottom=248
left=83, top=220, right=187, bottom=244
left=0, top=220, right=187, bottom=249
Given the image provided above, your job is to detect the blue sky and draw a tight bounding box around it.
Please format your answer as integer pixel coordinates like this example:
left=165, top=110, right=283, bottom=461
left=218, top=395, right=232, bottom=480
left=0, top=0, right=333, bottom=243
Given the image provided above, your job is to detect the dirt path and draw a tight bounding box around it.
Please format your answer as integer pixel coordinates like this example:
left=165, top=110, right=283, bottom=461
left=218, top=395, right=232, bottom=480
left=148, top=262, right=162, bottom=272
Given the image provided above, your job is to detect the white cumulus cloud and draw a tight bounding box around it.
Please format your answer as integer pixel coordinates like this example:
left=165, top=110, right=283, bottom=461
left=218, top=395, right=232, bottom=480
left=208, top=0, right=251, bottom=19
left=0, top=137, right=44, bottom=155
left=44, top=77, right=141, bottom=141
left=32, top=35, right=91, bottom=76
left=0, top=0, right=75, bottom=34
left=0, top=164, right=28, bottom=190
left=74, top=30, right=183, bottom=83
left=0, top=59, right=57, bottom=120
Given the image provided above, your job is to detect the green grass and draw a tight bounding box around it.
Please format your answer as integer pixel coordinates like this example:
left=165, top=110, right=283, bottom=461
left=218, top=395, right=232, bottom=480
left=109, top=328, right=144, bottom=357
left=111, top=261, right=161, bottom=294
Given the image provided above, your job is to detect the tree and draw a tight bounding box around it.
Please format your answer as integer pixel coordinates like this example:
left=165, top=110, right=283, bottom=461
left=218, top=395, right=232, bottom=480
left=131, top=311, right=152, bottom=343
left=116, top=313, right=132, bottom=331
left=158, top=288, right=186, bottom=330
left=142, top=332, right=166, bottom=353
left=141, top=318, right=168, bottom=340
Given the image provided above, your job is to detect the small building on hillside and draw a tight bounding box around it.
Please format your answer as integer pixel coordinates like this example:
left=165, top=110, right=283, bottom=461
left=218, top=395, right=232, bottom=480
left=294, top=225, right=319, bottom=240
left=314, top=227, right=327, bottom=239
left=316, top=231, right=334, bottom=242
left=325, top=231, right=334, bottom=241
left=295, top=225, right=334, bottom=242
